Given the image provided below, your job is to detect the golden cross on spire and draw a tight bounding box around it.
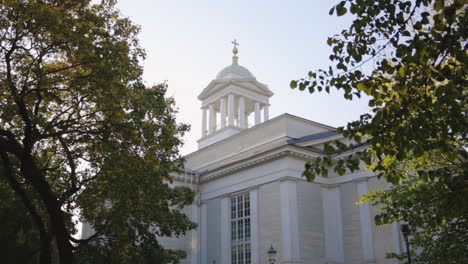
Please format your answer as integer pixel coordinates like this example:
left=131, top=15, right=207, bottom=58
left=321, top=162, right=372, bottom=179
left=232, top=39, right=239, bottom=55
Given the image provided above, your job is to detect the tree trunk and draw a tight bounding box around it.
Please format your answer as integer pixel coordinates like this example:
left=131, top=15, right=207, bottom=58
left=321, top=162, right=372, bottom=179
left=20, top=154, right=74, bottom=264
left=1, top=152, right=52, bottom=264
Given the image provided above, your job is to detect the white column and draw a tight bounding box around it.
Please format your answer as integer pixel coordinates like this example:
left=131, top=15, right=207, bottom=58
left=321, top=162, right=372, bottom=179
left=263, top=104, right=269, bottom=121
left=190, top=199, right=200, bottom=264
left=280, top=179, right=300, bottom=261
left=220, top=97, right=226, bottom=129
left=209, top=104, right=216, bottom=133
left=322, top=186, right=344, bottom=263
left=228, top=94, right=235, bottom=126
left=357, top=181, right=376, bottom=262
left=200, top=202, right=208, bottom=264
left=221, top=197, right=230, bottom=264
left=238, top=96, right=246, bottom=129
left=201, top=107, right=207, bottom=137
left=250, top=189, right=259, bottom=264
left=254, top=101, right=261, bottom=125
left=393, top=222, right=403, bottom=264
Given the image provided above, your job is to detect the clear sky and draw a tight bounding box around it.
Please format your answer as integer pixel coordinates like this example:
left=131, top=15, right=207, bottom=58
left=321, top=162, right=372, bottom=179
left=115, top=0, right=371, bottom=154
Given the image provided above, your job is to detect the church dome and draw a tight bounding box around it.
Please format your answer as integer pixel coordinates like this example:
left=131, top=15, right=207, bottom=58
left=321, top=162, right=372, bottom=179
left=216, top=56, right=254, bottom=79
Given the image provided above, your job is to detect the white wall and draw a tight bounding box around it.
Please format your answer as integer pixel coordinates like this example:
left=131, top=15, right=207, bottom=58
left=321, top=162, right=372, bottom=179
left=258, top=181, right=283, bottom=264
left=297, top=181, right=326, bottom=263
left=340, top=182, right=364, bottom=263
left=368, top=177, right=401, bottom=264
left=322, top=185, right=345, bottom=263
left=178, top=150, right=399, bottom=264
left=206, top=198, right=222, bottom=263
left=157, top=205, right=193, bottom=264
left=280, top=179, right=301, bottom=263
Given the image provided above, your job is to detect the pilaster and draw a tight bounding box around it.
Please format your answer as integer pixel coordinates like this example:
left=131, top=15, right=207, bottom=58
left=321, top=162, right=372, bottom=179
left=200, top=203, right=208, bottom=263
left=190, top=200, right=200, bottom=264
left=250, top=189, right=259, bottom=264
left=357, top=180, right=375, bottom=263
left=392, top=222, right=403, bottom=264
left=221, top=197, right=230, bottom=263
left=280, top=179, right=300, bottom=261
left=322, top=185, right=344, bottom=263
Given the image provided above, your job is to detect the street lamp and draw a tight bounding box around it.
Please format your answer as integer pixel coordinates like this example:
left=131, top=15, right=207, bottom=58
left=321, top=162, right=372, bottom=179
left=400, top=223, right=412, bottom=264
left=267, top=245, right=277, bottom=264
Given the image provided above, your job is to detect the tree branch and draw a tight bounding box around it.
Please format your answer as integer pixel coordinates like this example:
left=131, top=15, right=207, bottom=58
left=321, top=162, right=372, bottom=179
left=0, top=152, right=52, bottom=264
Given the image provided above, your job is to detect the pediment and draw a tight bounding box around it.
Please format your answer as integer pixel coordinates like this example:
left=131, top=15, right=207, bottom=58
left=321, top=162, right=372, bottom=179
left=198, top=78, right=273, bottom=100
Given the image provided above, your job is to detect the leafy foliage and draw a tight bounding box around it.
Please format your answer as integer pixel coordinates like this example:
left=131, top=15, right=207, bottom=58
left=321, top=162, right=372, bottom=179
left=0, top=0, right=195, bottom=263
left=292, top=0, right=467, bottom=263
left=0, top=176, right=41, bottom=263
left=362, top=169, right=467, bottom=264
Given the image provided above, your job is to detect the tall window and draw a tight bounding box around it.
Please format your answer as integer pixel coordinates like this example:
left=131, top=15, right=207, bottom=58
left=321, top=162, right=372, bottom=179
left=231, top=193, right=251, bottom=264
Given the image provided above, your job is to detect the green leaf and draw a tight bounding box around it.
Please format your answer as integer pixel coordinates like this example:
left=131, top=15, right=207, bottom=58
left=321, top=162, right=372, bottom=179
left=434, top=0, right=444, bottom=11
left=398, top=66, right=406, bottom=78
left=357, top=82, right=367, bottom=91
left=323, top=143, right=335, bottom=154
left=350, top=4, right=358, bottom=14
left=290, top=80, right=298, bottom=89
left=337, top=5, right=348, bottom=16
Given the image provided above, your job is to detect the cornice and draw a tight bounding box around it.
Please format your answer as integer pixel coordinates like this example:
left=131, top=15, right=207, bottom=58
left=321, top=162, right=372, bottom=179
left=169, top=173, right=198, bottom=184
left=198, top=146, right=322, bottom=183
left=198, top=78, right=273, bottom=100
left=200, top=85, right=271, bottom=108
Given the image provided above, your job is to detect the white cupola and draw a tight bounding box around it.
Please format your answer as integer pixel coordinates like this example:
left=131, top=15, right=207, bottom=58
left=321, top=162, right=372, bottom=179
left=197, top=40, right=274, bottom=149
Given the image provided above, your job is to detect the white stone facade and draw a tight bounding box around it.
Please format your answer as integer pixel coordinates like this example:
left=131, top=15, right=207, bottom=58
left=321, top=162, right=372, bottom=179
left=162, top=53, right=403, bottom=264
left=81, top=51, right=404, bottom=264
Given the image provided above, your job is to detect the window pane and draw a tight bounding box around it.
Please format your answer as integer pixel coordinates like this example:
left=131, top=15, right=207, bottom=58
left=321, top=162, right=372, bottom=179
left=238, top=196, right=244, bottom=218
left=245, top=194, right=250, bottom=217
left=245, top=218, right=250, bottom=241
left=238, top=219, right=243, bottom=241
left=245, top=243, right=251, bottom=264
left=232, top=221, right=237, bottom=242
left=231, top=245, right=237, bottom=264
left=238, top=244, right=244, bottom=264
left=231, top=197, right=236, bottom=219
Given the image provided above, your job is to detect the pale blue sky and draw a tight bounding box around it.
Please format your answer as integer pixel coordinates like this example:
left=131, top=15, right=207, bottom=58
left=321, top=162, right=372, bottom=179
left=116, top=0, right=370, bottom=154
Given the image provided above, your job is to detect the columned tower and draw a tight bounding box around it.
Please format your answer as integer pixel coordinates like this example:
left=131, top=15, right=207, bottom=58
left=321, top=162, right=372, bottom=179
left=197, top=41, right=274, bottom=149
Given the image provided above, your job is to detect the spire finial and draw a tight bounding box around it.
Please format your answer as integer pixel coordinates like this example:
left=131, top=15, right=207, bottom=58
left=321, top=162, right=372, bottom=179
left=232, top=39, right=239, bottom=55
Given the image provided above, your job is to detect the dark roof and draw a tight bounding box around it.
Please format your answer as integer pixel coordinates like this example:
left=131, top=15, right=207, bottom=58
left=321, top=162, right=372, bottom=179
left=286, top=130, right=337, bottom=144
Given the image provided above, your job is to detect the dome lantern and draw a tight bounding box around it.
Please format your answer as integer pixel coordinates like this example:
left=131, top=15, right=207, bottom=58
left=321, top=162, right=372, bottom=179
left=197, top=41, right=274, bottom=149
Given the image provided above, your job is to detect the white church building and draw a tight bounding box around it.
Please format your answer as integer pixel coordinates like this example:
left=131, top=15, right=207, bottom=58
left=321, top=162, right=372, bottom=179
left=160, top=44, right=407, bottom=264
left=84, top=46, right=405, bottom=264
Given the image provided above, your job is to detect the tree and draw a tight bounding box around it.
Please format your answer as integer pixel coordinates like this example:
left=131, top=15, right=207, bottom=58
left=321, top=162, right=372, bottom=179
left=0, top=1, right=195, bottom=263
left=291, top=0, right=467, bottom=263
left=0, top=176, right=41, bottom=263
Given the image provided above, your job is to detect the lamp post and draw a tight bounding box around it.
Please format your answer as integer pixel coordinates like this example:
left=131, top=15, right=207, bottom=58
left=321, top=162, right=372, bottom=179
left=400, top=223, right=412, bottom=264
left=267, top=245, right=277, bottom=264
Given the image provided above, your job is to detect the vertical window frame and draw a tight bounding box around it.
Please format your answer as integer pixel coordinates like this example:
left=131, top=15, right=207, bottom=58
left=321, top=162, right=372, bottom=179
left=230, top=193, right=251, bottom=264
